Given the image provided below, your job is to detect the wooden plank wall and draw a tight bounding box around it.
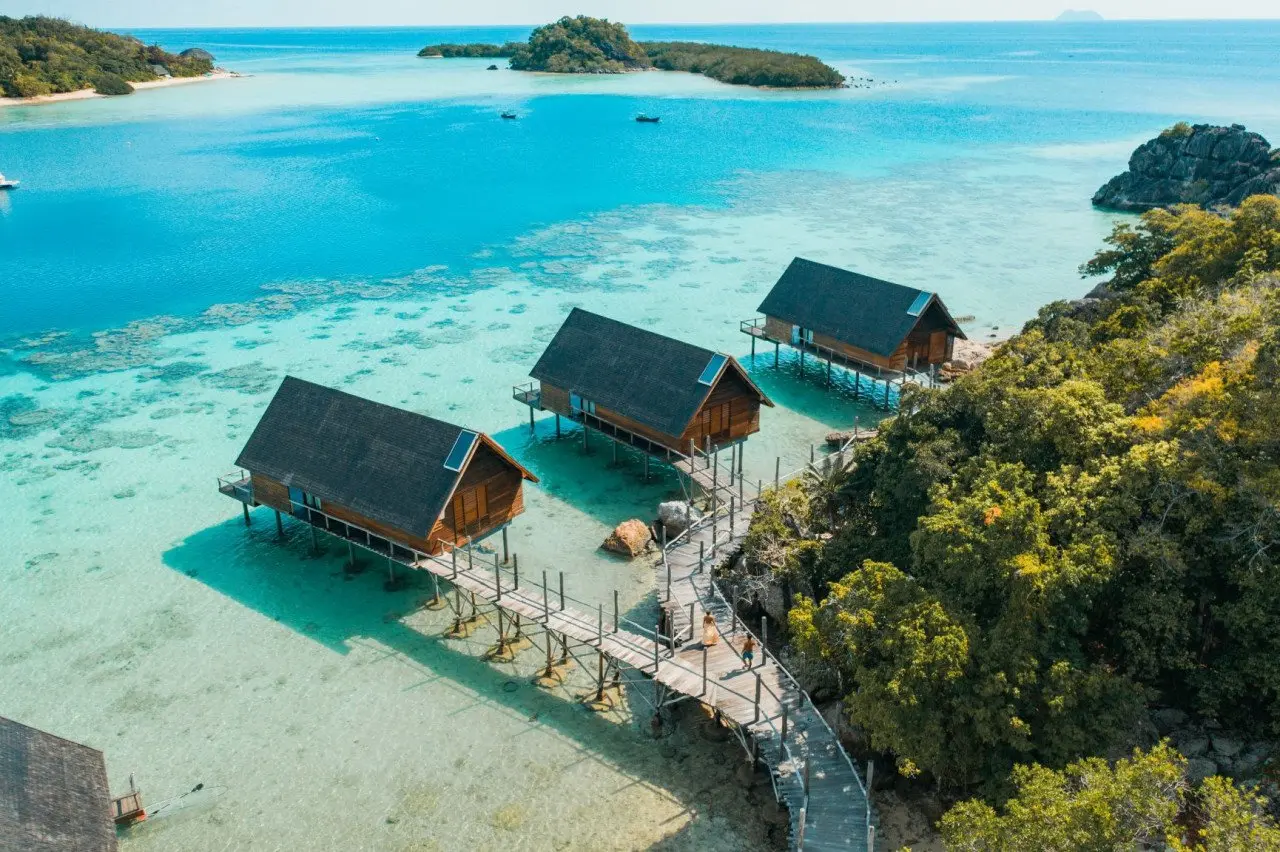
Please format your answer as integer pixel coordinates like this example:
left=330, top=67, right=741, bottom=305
left=430, top=442, right=526, bottom=549
left=681, top=369, right=762, bottom=448
left=541, top=381, right=686, bottom=452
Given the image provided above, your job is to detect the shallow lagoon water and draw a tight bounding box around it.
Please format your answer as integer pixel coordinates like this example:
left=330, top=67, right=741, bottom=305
left=3, top=22, right=1280, bottom=851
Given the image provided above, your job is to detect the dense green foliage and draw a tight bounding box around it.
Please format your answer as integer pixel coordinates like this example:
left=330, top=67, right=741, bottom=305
left=509, top=16, right=648, bottom=74
left=640, top=41, right=844, bottom=88
left=91, top=72, right=133, bottom=96
left=0, top=16, right=213, bottom=98
left=415, top=18, right=845, bottom=88
left=755, top=196, right=1280, bottom=797
left=941, top=743, right=1280, bottom=851
left=416, top=42, right=522, bottom=58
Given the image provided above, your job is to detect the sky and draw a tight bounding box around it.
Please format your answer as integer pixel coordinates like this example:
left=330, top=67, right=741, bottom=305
left=6, top=0, right=1278, bottom=28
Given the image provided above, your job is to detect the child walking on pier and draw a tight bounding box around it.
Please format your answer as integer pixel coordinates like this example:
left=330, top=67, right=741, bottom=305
left=741, top=636, right=756, bottom=669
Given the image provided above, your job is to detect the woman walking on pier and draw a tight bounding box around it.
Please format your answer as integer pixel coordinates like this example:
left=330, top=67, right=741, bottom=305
left=702, top=612, right=719, bottom=647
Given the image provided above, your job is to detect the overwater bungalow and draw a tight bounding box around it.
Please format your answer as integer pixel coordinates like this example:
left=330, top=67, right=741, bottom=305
left=1, top=716, right=118, bottom=852
left=514, top=309, right=773, bottom=479
left=741, top=257, right=966, bottom=408
left=219, top=377, right=537, bottom=561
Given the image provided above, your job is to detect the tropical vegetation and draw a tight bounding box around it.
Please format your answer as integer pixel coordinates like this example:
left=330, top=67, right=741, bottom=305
left=416, top=16, right=845, bottom=88
left=416, top=42, right=523, bottom=58
left=0, top=16, right=214, bottom=99
left=941, top=743, right=1280, bottom=851
left=736, top=194, right=1280, bottom=837
left=640, top=41, right=846, bottom=88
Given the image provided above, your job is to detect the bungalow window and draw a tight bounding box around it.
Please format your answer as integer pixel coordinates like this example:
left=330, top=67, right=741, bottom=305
left=703, top=401, right=731, bottom=439
left=303, top=493, right=322, bottom=511
left=453, top=484, right=489, bottom=530
left=790, top=325, right=815, bottom=346
left=570, top=392, right=596, bottom=416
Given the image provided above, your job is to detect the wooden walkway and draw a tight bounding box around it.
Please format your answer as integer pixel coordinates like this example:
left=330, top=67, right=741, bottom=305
left=656, top=497, right=873, bottom=851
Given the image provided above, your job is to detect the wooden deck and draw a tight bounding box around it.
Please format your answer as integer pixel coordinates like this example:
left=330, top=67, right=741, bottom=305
left=656, top=496, right=873, bottom=851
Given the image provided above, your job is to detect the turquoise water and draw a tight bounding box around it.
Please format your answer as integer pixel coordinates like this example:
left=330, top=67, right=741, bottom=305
left=2, top=22, right=1279, bottom=851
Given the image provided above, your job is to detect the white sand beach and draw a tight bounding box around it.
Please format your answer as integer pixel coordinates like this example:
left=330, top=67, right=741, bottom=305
left=0, top=70, right=238, bottom=108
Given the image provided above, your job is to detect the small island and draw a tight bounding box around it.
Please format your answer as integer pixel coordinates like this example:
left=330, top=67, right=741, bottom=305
left=1055, top=9, right=1105, bottom=20
left=0, top=15, right=219, bottom=100
left=418, top=15, right=846, bottom=89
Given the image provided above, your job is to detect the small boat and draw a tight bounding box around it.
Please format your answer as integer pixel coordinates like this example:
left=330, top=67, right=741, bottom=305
left=500, top=111, right=518, bottom=120
left=635, top=115, right=660, bottom=123
left=0, top=172, right=18, bottom=190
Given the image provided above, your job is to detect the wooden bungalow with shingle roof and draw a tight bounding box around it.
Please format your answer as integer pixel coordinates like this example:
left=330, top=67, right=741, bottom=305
left=514, top=309, right=773, bottom=467
left=0, top=716, right=117, bottom=852
left=742, top=257, right=966, bottom=408
left=218, top=377, right=537, bottom=563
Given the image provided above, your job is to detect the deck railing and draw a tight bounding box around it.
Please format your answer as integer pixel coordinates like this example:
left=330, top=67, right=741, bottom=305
left=512, top=381, right=541, bottom=409
left=216, top=470, right=253, bottom=503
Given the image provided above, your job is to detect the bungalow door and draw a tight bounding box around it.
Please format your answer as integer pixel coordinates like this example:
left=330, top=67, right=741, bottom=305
left=703, top=401, right=732, bottom=445
left=928, top=331, right=948, bottom=363
left=453, top=484, right=489, bottom=536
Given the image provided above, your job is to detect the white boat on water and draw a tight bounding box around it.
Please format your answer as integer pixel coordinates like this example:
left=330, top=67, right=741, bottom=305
left=0, top=172, right=18, bottom=189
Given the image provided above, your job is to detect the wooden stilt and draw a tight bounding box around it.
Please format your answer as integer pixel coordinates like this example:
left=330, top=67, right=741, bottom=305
left=583, top=423, right=589, bottom=451
left=775, top=456, right=781, bottom=491
left=529, top=406, right=535, bottom=432
left=502, top=527, right=509, bottom=564
left=643, top=454, right=649, bottom=482
left=781, top=704, right=789, bottom=742
left=612, top=439, right=617, bottom=465
left=730, top=496, right=736, bottom=536
left=310, top=525, right=319, bottom=554
left=431, top=573, right=442, bottom=608
left=613, top=590, right=619, bottom=633
left=827, top=357, right=832, bottom=387
left=853, top=367, right=861, bottom=399
left=451, top=546, right=458, bottom=579
left=558, top=572, right=565, bottom=610
left=387, top=554, right=394, bottom=584
left=555, top=414, right=561, bottom=438
left=512, top=554, right=519, bottom=590
left=494, top=554, right=501, bottom=601
left=699, top=541, right=705, bottom=573
left=242, top=503, right=251, bottom=526
left=594, top=650, right=606, bottom=702
left=274, top=509, right=283, bottom=537
left=729, top=444, right=735, bottom=486
left=347, top=540, right=355, bottom=568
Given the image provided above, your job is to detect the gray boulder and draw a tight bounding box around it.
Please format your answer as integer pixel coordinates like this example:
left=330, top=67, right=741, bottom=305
left=1187, top=757, right=1219, bottom=784
left=1093, top=123, right=1280, bottom=212
left=657, top=501, right=700, bottom=538
left=1176, top=733, right=1210, bottom=758
left=1211, top=734, right=1243, bottom=759
left=1152, top=707, right=1189, bottom=734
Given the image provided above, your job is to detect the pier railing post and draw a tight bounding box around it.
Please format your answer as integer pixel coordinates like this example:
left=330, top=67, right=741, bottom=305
left=775, top=457, right=780, bottom=491
left=451, top=546, right=458, bottom=579
left=731, top=587, right=739, bottom=635
left=761, top=616, right=768, bottom=665
left=699, top=541, right=705, bottom=573
left=781, top=704, right=789, bottom=743
left=653, top=624, right=660, bottom=672
left=494, top=554, right=502, bottom=601
left=597, top=603, right=603, bottom=646
left=701, top=645, right=708, bottom=696
left=688, top=602, right=695, bottom=643
left=613, top=590, right=619, bottom=633
left=558, top=572, right=565, bottom=610
left=753, top=673, right=762, bottom=722
left=542, top=571, right=550, bottom=622
left=730, top=496, right=735, bottom=536
left=665, top=558, right=672, bottom=601
left=513, top=554, right=519, bottom=590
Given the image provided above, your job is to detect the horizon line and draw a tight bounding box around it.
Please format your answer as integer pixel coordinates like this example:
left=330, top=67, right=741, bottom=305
left=103, top=16, right=1280, bottom=29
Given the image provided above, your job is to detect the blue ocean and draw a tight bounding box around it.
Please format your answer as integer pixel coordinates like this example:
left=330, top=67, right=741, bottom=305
left=1, top=21, right=1278, bottom=850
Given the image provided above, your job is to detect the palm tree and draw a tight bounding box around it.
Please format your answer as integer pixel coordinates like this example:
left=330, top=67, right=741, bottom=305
left=802, top=450, right=854, bottom=530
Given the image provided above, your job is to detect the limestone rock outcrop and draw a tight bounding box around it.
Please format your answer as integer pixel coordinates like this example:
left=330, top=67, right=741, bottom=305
left=1093, top=123, right=1280, bottom=212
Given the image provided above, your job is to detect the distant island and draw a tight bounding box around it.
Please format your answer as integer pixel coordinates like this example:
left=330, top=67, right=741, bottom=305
left=1055, top=9, right=1105, bottom=21
left=0, top=15, right=217, bottom=99
left=419, top=15, right=846, bottom=89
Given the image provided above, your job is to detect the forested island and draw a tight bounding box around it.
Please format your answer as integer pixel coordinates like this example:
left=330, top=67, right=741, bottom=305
left=737, top=187, right=1280, bottom=844
left=418, top=16, right=845, bottom=88
left=0, top=16, right=215, bottom=98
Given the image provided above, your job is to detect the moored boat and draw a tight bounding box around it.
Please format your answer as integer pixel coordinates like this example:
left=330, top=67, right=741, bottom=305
left=0, top=172, right=18, bottom=189
left=635, top=115, right=660, bottom=123
left=500, top=111, right=518, bottom=120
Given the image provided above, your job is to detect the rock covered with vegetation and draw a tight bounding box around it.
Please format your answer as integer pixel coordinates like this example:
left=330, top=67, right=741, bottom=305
left=0, top=16, right=214, bottom=98
left=736, top=194, right=1280, bottom=838
left=509, top=16, right=649, bottom=74
left=640, top=41, right=845, bottom=88
left=1093, top=122, right=1280, bottom=212
left=416, top=16, right=845, bottom=89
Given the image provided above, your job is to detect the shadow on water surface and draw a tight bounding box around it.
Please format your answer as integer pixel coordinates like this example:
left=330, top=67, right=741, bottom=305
left=162, top=518, right=772, bottom=848
left=741, top=348, right=893, bottom=433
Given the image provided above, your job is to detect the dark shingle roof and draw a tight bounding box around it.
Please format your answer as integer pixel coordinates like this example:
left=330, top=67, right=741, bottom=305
left=758, top=258, right=963, bottom=357
left=531, top=309, right=760, bottom=440
left=0, top=717, right=116, bottom=852
left=236, top=377, right=527, bottom=536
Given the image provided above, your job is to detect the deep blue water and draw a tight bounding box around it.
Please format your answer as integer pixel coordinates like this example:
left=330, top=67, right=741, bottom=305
left=2, top=21, right=1279, bottom=338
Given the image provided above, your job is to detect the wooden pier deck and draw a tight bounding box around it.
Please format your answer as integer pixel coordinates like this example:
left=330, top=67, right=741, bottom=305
left=656, top=495, right=873, bottom=851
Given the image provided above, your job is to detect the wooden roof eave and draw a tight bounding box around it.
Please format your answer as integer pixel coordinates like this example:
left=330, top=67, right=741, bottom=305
left=918, top=294, right=968, bottom=341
